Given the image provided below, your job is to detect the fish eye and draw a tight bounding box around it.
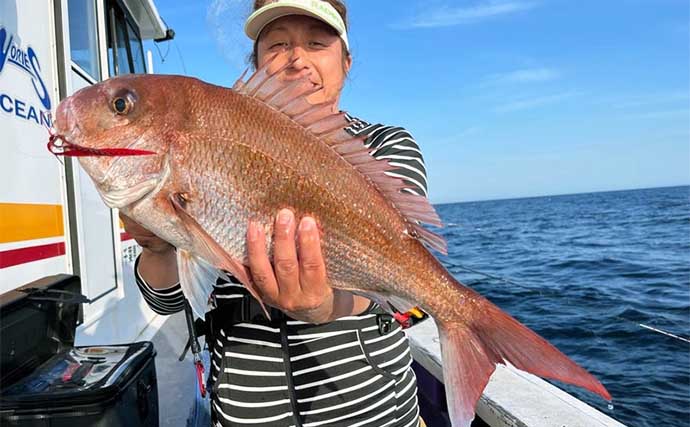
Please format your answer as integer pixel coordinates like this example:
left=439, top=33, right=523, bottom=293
left=111, top=94, right=133, bottom=115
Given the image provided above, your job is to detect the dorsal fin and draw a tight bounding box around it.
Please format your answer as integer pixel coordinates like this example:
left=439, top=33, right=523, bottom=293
left=233, top=54, right=447, bottom=254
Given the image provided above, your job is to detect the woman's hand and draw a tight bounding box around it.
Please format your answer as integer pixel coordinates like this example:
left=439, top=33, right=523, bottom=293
left=246, top=209, right=369, bottom=324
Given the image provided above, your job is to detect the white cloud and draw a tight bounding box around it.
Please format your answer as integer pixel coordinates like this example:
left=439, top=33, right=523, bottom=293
left=495, top=91, right=578, bottom=113
left=206, top=0, right=254, bottom=69
left=610, top=91, right=689, bottom=109
left=622, top=109, right=689, bottom=120
left=483, top=67, right=560, bottom=86
left=407, top=1, right=537, bottom=28
left=430, top=127, right=482, bottom=146
left=456, top=126, right=482, bottom=138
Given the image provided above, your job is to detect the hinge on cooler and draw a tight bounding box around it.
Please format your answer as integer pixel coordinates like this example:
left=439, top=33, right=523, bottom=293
left=19, top=288, right=91, bottom=305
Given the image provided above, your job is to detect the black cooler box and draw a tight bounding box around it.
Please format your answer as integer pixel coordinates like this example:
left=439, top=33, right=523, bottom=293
left=0, top=274, right=159, bottom=426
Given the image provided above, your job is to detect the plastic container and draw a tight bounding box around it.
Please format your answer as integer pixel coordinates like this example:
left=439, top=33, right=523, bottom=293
left=0, top=274, right=159, bottom=426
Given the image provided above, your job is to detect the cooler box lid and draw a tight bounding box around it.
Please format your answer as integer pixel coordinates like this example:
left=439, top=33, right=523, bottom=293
left=0, top=342, right=156, bottom=410
left=0, top=274, right=84, bottom=388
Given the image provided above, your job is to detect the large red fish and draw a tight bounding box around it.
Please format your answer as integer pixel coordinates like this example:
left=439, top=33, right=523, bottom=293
left=49, top=56, right=611, bottom=426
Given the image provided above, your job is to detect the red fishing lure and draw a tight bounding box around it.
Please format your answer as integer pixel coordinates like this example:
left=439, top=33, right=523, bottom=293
left=47, top=133, right=156, bottom=157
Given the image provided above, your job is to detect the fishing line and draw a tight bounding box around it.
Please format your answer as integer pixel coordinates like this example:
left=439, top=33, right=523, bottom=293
left=637, top=324, right=690, bottom=344
left=450, top=263, right=690, bottom=346
left=152, top=38, right=186, bottom=74
left=448, top=264, right=523, bottom=287
left=154, top=17, right=173, bottom=64
left=173, top=40, right=188, bottom=75
left=153, top=40, right=171, bottom=63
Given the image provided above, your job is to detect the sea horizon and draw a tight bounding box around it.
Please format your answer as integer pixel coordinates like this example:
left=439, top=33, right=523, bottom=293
left=433, top=183, right=690, bottom=206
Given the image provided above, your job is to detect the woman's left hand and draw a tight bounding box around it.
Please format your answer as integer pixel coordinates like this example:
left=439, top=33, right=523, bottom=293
left=246, top=208, right=339, bottom=324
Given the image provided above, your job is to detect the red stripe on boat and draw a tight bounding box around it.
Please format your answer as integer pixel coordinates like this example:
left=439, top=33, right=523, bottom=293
left=0, top=242, right=66, bottom=268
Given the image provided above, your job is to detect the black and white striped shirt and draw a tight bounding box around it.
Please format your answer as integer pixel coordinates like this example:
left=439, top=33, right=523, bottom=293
left=135, top=115, right=427, bottom=427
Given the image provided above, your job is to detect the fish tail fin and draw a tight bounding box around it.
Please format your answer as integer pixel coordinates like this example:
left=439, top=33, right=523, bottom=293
left=438, top=297, right=611, bottom=427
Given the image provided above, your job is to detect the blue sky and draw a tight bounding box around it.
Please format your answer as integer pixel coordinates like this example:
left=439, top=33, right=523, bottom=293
left=145, top=0, right=689, bottom=204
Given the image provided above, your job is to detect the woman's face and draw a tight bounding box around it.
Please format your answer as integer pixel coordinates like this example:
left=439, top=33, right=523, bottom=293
left=256, top=15, right=351, bottom=107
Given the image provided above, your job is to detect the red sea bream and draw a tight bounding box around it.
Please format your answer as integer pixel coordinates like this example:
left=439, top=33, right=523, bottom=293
left=49, top=56, right=612, bottom=427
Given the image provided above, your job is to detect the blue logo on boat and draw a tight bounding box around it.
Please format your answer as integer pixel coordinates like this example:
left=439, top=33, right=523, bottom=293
left=0, top=27, right=52, bottom=128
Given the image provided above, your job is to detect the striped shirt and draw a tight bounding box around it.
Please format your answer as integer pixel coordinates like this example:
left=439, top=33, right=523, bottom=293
left=135, top=115, right=427, bottom=427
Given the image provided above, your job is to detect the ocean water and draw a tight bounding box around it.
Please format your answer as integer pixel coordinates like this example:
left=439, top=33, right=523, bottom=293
left=434, top=186, right=689, bottom=427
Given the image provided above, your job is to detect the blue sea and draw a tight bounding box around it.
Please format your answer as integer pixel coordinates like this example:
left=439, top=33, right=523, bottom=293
left=434, top=186, right=689, bottom=427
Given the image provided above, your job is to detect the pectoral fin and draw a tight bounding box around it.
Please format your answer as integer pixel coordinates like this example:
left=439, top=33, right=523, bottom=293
left=170, top=193, right=270, bottom=319
left=177, top=249, right=218, bottom=319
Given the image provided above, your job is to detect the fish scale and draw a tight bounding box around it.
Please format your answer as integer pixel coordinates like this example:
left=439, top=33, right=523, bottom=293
left=170, top=92, right=414, bottom=294
left=51, top=57, right=612, bottom=427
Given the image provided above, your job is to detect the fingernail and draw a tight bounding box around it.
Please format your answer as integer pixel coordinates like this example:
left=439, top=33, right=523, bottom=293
left=300, top=216, right=315, bottom=232
left=277, top=209, right=293, bottom=226
left=248, top=221, right=260, bottom=242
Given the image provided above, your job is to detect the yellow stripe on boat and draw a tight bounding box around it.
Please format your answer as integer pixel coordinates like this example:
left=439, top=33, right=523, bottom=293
left=0, top=203, right=64, bottom=243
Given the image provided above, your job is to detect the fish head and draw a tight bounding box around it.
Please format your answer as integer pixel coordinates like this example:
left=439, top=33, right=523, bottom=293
left=52, top=75, right=186, bottom=209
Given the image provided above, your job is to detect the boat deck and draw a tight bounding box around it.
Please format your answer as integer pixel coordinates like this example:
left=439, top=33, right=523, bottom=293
left=146, top=311, right=199, bottom=426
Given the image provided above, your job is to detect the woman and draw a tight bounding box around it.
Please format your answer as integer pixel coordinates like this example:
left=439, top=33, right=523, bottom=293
left=125, top=1, right=429, bottom=425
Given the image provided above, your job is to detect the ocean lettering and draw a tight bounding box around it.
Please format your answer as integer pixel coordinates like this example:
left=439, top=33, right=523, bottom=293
left=0, top=92, right=51, bottom=129
left=40, top=111, right=52, bottom=128
left=26, top=105, right=38, bottom=124
left=0, top=93, right=12, bottom=112
left=14, top=99, right=26, bottom=119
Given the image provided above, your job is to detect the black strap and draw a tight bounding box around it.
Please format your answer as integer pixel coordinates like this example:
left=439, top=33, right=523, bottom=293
left=180, top=300, right=202, bottom=362
left=280, top=320, right=303, bottom=427
left=183, top=300, right=202, bottom=355
left=356, top=329, right=396, bottom=381
left=201, top=295, right=281, bottom=353
left=205, top=295, right=285, bottom=330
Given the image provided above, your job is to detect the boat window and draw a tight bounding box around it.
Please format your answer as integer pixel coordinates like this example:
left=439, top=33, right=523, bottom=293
left=109, top=9, right=131, bottom=75
left=67, top=0, right=101, bottom=79
left=106, top=0, right=147, bottom=76
left=127, top=21, right=146, bottom=74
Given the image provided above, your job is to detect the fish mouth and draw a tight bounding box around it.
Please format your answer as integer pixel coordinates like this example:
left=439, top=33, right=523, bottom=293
left=47, top=132, right=157, bottom=158
left=48, top=97, right=156, bottom=159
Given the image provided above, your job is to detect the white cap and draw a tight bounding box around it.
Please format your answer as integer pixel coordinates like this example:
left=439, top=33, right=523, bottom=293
left=245, top=0, right=349, bottom=51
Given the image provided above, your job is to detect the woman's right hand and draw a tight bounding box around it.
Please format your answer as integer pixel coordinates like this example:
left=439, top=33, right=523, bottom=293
left=119, top=213, right=174, bottom=254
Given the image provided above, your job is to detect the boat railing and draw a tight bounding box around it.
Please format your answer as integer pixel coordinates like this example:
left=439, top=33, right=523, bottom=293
left=406, top=319, right=627, bottom=427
